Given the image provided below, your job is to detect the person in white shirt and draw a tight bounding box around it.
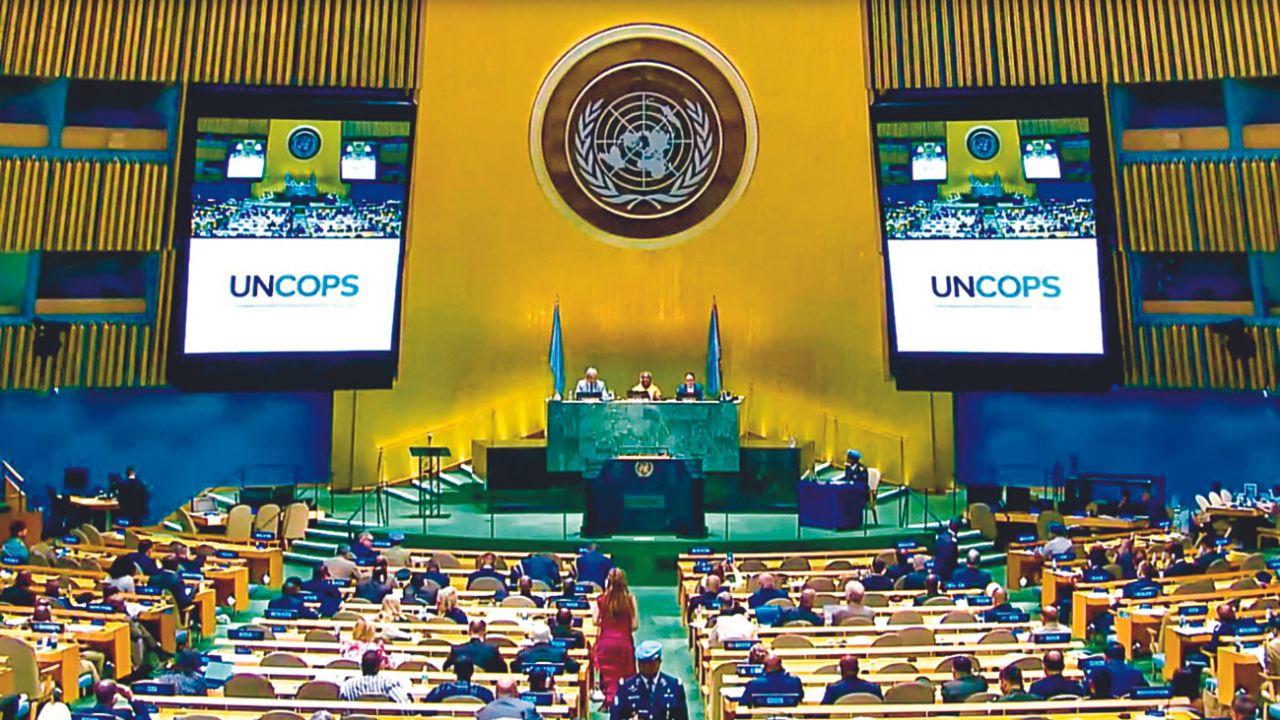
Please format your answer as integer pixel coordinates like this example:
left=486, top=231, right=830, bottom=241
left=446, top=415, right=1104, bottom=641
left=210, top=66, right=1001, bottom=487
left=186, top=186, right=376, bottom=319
left=339, top=649, right=409, bottom=703
left=1039, top=522, right=1074, bottom=559
left=709, top=593, right=757, bottom=644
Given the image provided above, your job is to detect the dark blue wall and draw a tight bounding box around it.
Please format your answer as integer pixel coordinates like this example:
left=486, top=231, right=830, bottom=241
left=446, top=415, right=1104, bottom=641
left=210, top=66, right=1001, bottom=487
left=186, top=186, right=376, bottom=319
left=956, top=389, right=1280, bottom=508
left=0, top=389, right=331, bottom=525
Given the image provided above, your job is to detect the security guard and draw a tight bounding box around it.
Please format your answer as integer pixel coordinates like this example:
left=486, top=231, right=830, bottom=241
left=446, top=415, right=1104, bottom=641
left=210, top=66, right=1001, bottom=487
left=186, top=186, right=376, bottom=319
left=610, top=641, right=688, bottom=720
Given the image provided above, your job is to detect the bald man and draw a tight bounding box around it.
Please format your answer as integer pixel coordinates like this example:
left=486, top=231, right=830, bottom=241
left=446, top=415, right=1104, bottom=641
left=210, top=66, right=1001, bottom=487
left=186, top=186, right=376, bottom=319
left=1029, top=650, right=1086, bottom=699
left=1036, top=606, right=1069, bottom=634
left=740, top=654, right=803, bottom=707
left=747, top=573, right=788, bottom=608
left=477, top=677, right=540, bottom=720
left=779, top=588, right=824, bottom=626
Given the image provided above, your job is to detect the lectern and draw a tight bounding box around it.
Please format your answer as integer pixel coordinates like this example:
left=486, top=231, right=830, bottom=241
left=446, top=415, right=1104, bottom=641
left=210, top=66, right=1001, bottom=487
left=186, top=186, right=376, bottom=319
left=408, top=445, right=452, bottom=530
left=583, top=456, right=705, bottom=537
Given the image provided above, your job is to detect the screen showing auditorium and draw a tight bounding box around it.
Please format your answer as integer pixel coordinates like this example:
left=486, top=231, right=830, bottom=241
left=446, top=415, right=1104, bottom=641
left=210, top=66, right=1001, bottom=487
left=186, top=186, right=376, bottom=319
left=876, top=117, right=1105, bottom=357
left=181, top=117, right=410, bottom=357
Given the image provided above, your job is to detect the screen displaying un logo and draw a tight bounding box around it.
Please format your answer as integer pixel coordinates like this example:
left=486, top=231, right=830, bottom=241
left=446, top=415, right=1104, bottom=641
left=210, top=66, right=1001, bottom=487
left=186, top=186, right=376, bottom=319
left=965, top=126, right=1001, bottom=161
left=532, top=26, right=758, bottom=249
left=287, top=126, right=322, bottom=160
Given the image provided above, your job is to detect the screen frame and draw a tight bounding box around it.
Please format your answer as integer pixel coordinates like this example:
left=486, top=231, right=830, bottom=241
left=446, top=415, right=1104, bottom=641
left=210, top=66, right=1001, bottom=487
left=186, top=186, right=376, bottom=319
left=871, top=87, right=1121, bottom=391
left=169, top=86, right=416, bottom=391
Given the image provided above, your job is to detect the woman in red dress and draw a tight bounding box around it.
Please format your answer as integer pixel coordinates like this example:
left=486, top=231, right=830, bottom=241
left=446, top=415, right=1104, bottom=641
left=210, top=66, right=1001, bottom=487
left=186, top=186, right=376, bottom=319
left=593, top=567, right=638, bottom=706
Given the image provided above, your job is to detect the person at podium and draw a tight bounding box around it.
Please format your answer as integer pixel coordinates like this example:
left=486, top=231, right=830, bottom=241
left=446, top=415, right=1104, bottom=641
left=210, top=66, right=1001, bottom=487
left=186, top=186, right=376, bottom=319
left=628, top=371, right=662, bottom=400
left=675, top=372, right=703, bottom=400
left=843, top=449, right=870, bottom=530
left=575, top=367, right=608, bottom=400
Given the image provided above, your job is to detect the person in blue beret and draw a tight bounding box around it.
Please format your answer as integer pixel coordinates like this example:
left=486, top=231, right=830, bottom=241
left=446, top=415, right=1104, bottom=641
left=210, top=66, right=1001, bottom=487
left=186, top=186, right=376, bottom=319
left=610, top=641, right=688, bottom=720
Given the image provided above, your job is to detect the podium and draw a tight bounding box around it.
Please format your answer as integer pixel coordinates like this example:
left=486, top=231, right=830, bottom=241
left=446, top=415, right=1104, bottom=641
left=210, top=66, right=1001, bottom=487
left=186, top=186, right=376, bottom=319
left=583, top=456, right=705, bottom=537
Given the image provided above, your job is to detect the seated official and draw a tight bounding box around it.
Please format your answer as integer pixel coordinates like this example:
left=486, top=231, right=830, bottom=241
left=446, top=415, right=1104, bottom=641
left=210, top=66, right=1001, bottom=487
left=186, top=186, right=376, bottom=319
left=941, top=655, right=988, bottom=703
left=708, top=594, right=757, bottom=645
left=355, top=559, right=395, bottom=604
left=629, top=371, right=662, bottom=400
left=402, top=572, right=437, bottom=607
left=1030, top=649, right=1086, bottom=699
left=419, top=558, right=452, bottom=590
left=351, top=531, right=380, bottom=563
left=514, top=552, right=562, bottom=590
left=900, top=555, right=930, bottom=590
left=469, top=552, right=511, bottom=598
left=170, top=543, right=205, bottom=574
left=1039, top=523, right=1074, bottom=559
left=829, top=581, right=876, bottom=625
left=437, top=586, right=469, bottom=624
left=155, top=650, right=209, bottom=696
left=913, top=574, right=945, bottom=606
left=747, top=573, right=788, bottom=608
left=340, top=648, right=410, bottom=703
left=952, top=549, right=993, bottom=589
left=479, top=678, right=541, bottom=720
left=324, top=544, right=363, bottom=581
left=574, top=367, right=608, bottom=399
left=1035, top=606, right=1069, bottom=635
left=446, top=620, right=508, bottom=673
left=575, top=543, right=613, bottom=588
left=1163, top=543, right=1197, bottom=577
left=512, top=622, right=580, bottom=674
left=514, top=576, right=546, bottom=607
left=1142, top=490, right=1168, bottom=523
left=2, top=521, right=29, bottom=563
left=425, top=658, right=494, bottom=703
left=821, top=655, right=881, bottom=703
left=1114, top=539, right=1138, bottom=580
left=987, top=586, right=1015, bottom=615
left=1095, top=641, right=1147, bottom=697
left=550, top=608, right=586, bottom=649
left=1205, top=604, right=1254, bottom=655
left=41, top=578, right=74, bottom=610
left=124, top=539, right=161, bottom=576
left=843, top=449, right=871, bottom=529
left=149, top=556, right=196, bottom=609
left=301, top=565, right=344, bottom=617
left=740, top=654, right=803, bottom=707
left=687, top=575, right=723, bottom=619
left=861, top=558, right=895, bottom=591
left=886, top=550, right=912, bottom=581
left=267, top=576, right=319, bottom=619
left=675, top=372, right=704, bottom=400
left=0, top=571, right=36, bottom=606
left=1194, top=537, right=1227, bottom=573
left=1083, top=545, right=1114, bottom=582
left=998, top=665, right=1039, bottom=702
left=778, top=589, right=824, bottom=626
left=91, top=679, right=153, bottom=720
left=1122, top=563, right=1161, bottom=598
left=1115, top=489, right=1139, bottom=516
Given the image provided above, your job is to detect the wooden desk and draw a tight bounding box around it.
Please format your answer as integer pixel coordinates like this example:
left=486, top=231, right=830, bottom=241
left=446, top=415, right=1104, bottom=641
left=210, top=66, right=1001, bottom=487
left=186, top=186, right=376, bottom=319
left=139, top=696, right=575, bottom=718
left=1219, top=645, right=1264, bottom=702
left=1072, top=583, right=1280, bottom=638
left=731, top=699, right=1195, bottom=719
left=104, top=530, right=284, bottom=589
left=66, top=495, right=119, bottom=529
left=996, top=511, right=1150, bottom=532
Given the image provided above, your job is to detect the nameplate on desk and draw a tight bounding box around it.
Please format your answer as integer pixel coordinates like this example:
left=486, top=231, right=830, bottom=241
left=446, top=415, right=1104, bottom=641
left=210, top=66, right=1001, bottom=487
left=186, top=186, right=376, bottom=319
left=1034, top=631, right=1071, bottom=644
left=356, top=557, right=375, bottom=567
left=1267, top=558, right=1280, bottom=571
left=1080, top=656, right=1105, bottom=670
left=528, top=661, right=563, bottom=675
left=252, top=531, right=275, bottom=541
left=1016, top=534, right=1037, bottom=544
left=86, top=603, right=115, bottom=613
left=693, top=561, right=714, bottom=574
left=983, top=610, right=1030, bottom=623
left=688, top=547, right=713, bottom=555
left=924, top=560, right=935, bottom=570
left=134, top=585, right=162, bottom=597
left=234, top=646, right=252, bottom=655
left=1083, top=570, right=1113, bottom=583
left=965, top=595, right=993, bottom=606
left=31, top=622, right=63, bottom=633
left=215, top=550, right=239, bottom=559
left=1180, top=605, right=1208, bottom=617
left=372, top=539, right=392, bottom=549
left=1216, top=537, right=1231, bottom=546
left=228, top=627, right=266, bottom=640
left=943, top=581, right=968, bottom=591
left=113, top=519, right=132, bottom=528
left=555, top=598, right=588, bottom=610
left=549, top=638, right=572, bottom=650
left=132, top=681, right=175, bottom=696
left=1130, top=686, right=1172, bottom=699
left=723, top=640, right=755, bottom=651
left=1157, top=520, right=1172, bottom=529
left=180, top=572, right=204, bottom=581
left=298, top=592, right=319, bottom=603
left=895, top=540, right=916, bottom=550
left=0, top=557, right=21, bottom=566
left=573, top=583, right=592, bottom=594
left=755, top=693, right=801, bottom=707
left=329, top=579, right=351, bottom=587
left=1131, top=586, right=1160, bottom=600
left=1235, top=623, right=1265, bottom=636
left=736, top=663, right=764, bottom=677
left=265, top=608, right=297, bottom=620
left=90, top=618, right=105, bottom=626
left=1052, top=552, right=1074, bottom=562
left=394, top=569, right=411, bottom=582
left=60, top=535, right=80, bottom=544
left=271, top=625, right=286, bottom=633
left=520, top=693, right=553, bottom=706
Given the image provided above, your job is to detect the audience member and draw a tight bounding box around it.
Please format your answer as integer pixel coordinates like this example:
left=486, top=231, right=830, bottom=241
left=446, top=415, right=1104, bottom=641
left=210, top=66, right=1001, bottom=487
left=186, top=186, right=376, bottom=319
left=997, top=664, right=1038, bottom=701
left=324, top=544, right=362, bottom=581
left=821, top=655, right=881, bottom=703
left=941, top=655, right=987, bottom=702
left=90, top=679, right=153, bottom=720
left=740, top=653, right=803, bottom=707
left=575, top=543, right=613, bottom=588
left=829, top=581, right=876, bottom=625
left=0, top=571, right=37, bottom=606
left=1029, top=649, right=1086, bottom=699
left=516, top=576, right=546, bottom=608
left=106, top=555, right=139, bottom=593
left=445, top=619, right=508, bottom=673
left=551, top=608, right=586, bottom=649
left=1, top=521, right=28, bottom=563
left=1035, top=606, right=1069, bottom=635
left=912, top=574, right=944, bottom=606
left=351, top=531, right=379, bottom=564
left=154, top=649, right=208, bottom=696
left=1039, top=523, right=1073, bottom=559
left=424, top=658, right=493, bottom=703
left=747, top=573, right=788, bottom=608
left=780, top=588, right=824, bottom=626
left=952, top=549, right=993, bottom=589
left=149, top=556, right=195, bottom=610
left=125, top=539, right=160, bottom=576
left=1096, top=640, right=1147, bottom=696
left=709, top=593, right=757, bottom=644
left=512, top=621, right=580, bottom=674
left=355, top=559, right=395, bottom=604
left=435, top=586, right=468, bottom=624
left=300, top=565, right=343, bottom=617
left=478, top=677, right=540, bottom=720
left=901, top=555, right=929, bottom=590
left=861, top=557, right=894, bottom=591
left=266, top=576, right=318, bottom=619
left=1163, top=543, right=1196, bottom=577
left=339, top=648, right=408, bottom=703
left=514, top=552, right=562, bottom=590
left=1123, top=563, right=1161, bottom=598
left=339, top=616, right=384, bottom=664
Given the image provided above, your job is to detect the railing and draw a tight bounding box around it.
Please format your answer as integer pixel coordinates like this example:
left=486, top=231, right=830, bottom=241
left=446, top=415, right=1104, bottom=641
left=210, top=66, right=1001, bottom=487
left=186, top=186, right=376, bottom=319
left=896, top=485, right=955, bottom=531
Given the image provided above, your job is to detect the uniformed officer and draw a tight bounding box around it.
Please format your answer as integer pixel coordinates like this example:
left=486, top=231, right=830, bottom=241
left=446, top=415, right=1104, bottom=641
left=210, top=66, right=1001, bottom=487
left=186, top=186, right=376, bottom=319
left=610, top=641, right=688, bottom=720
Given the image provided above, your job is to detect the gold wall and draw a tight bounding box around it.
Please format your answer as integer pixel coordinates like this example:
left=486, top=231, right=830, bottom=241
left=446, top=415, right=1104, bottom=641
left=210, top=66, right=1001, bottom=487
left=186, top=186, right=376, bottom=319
left=331, top=0, right=954, bottom=492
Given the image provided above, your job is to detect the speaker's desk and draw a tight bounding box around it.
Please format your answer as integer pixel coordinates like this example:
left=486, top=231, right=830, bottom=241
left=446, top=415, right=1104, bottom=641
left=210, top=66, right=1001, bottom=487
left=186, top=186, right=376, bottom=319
left=546, top=398, right=740, bottom=473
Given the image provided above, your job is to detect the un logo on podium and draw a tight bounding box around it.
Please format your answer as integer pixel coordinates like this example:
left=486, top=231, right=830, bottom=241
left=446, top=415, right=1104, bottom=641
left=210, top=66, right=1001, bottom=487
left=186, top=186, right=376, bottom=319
left=287, top=126, right=322, bottom=161
left=634, top=461, right=655, bottom=478
left=532, top=25, right=758, bottom=249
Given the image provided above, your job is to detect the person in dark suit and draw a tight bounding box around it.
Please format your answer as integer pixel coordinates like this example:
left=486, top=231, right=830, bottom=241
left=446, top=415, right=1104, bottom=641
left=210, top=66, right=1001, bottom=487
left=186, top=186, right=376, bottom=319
left=941, top=655, right=988, bottom=703
left=550, top=608, right=586, bottom=649
left=424, top=658, right=494, bottom=703
left=575, top=544, right=614, bottom=588
left=123, top=539, right=160, bottom=576
left=886, top=550, right=912, bottom=582
left=821, top=655, right=881, bottom=703
left=740, top=653, right=803, bottom=707
left=778, top=589, right=824, bottom=626
left=747, top=573, right=788, bottom=608
left=842, top=450, right=870, bottom=529
left=0, top=571, right=36, bottom=606
left=1095, top=641, right=1147, bottom=697
left=300, top=565, right=343, bottom=617
left=674, top=372, right=704, bottom=401
left=951, top=549, right=993, bottom=589
left=1163, top=543, right=1197, bottom=577
left=467, top=553, right=510, bottom=599
left=610, top=641, right=688, bottom=720
left=901, top=555, right=929, bottom=590
left=149, top=556, right=195, bottom=610
left=420, top=558, right=452, bottom=590
left=1205, top=603, right=1254, bottom=655
left=511, top=623, right=580, bottom=674
left=444, top=620, right=508, bottom=674
left=1141, top=490, right=1168, bottom=523
left=1115, top=489, right=1139, bottom=516
left=514, top=553, right=562, bottom=590
left=1029, top=650, right=1087, bottom=699
left=90, top=679, right=153, bottom=720
left=1194, top=537, right=1227, bottom=573
left=934, top=517, right=962, bottom=581
left=985, top=586, right=1016, bottom=616
left=266, top=576, right=318, bottom=619
left=686, top=575, right=723, bottom=620
left=861, top=558, right=894, bottom=591
left=114, top=467, right=150, bottom=528
left=912, top=574, right=945, bottom=606
left=1122, top=563, right=1161, bottom=598
left=515, top=576, right=547, bottom=608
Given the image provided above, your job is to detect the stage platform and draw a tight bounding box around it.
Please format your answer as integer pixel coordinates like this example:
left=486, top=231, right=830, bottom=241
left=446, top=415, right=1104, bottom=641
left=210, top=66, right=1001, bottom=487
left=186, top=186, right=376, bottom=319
left=279, top=477, right=969, bottom=584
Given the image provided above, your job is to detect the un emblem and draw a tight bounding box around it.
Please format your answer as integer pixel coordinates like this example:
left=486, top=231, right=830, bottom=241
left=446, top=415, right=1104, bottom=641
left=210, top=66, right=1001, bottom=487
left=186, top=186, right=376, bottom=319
left=532, top=25, right=758, bottom=248
left=965, top=126, right=1001, bottom=161
left=634, top=461, right=655, bottom=478
left=287, top=126, right=322, bottom=160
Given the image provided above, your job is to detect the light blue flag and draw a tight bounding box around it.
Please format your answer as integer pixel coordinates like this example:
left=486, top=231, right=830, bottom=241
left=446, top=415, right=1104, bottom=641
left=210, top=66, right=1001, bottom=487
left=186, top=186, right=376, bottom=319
left=549, top=301, right=565, bottom=398
left=706, top=300, right=723, bottom=397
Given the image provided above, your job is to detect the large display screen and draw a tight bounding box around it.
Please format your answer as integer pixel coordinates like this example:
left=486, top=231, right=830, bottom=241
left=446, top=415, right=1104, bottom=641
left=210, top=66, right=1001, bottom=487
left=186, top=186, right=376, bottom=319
left=874, top=91, right=1116, bottom=390
left=172, top=90, right=414, bottom=390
